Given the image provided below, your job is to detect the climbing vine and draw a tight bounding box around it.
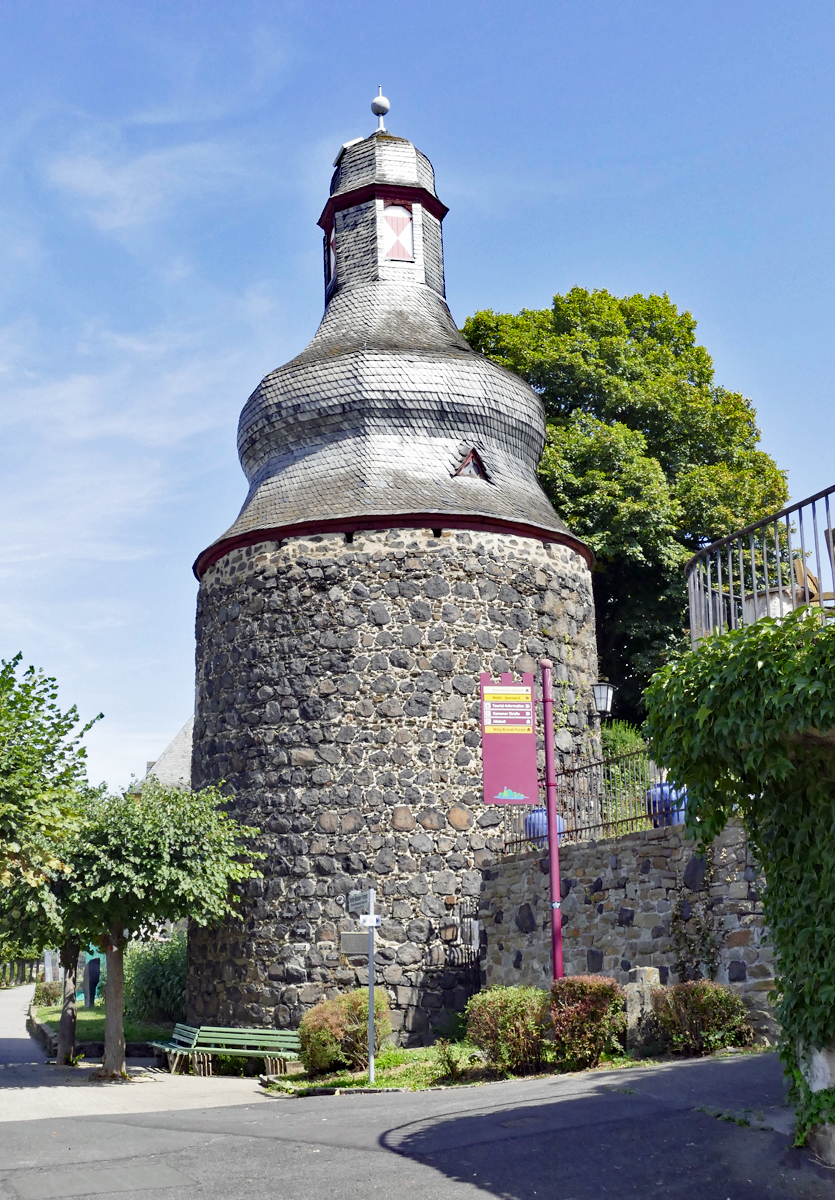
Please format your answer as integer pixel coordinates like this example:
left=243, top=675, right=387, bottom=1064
left=644, top=608, right=835, bottom=1140
left=670, top=849, right=718, bottom=982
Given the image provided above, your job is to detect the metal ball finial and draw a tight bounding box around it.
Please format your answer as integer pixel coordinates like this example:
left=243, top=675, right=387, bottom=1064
left=371, top=85, right=390, bottom=131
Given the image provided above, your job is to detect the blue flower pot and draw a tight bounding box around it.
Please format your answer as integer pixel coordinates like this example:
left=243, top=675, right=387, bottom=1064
left=524, top=807, right=564, bottom=847
left=645, top=783, right=687, bottom=828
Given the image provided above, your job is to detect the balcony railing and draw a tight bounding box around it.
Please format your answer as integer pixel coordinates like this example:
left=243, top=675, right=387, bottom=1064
left=499, top=748, right=684, bottom=853
left=686, top=483, right=835, bottom=646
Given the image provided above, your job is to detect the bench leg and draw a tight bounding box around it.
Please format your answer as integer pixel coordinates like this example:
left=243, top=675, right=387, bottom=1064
left=264, top=1057, right=278, bottom=1076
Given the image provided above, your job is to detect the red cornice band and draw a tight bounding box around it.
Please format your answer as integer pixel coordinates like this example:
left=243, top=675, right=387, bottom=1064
left=318, top=184, right=449, bottom=233
left=193, top=513, right=594, bottom=580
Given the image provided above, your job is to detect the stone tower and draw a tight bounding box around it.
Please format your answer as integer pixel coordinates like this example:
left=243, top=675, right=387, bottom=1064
left=188, top=104, right=598, bottom=1039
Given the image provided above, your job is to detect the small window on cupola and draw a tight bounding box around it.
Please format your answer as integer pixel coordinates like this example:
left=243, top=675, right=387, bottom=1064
left=383, top=200, right=414, bottom=260
left=328, top=224, right=337, bottom=281
left=455, top=449, right=488, bottom=479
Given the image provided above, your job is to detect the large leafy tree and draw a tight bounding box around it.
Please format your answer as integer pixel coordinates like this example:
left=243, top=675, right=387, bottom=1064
left=463, top=288, right=788, bottom=720
left=0, top=654, right=99, bottom=887
left=61, top=780, right=262, bottom=1078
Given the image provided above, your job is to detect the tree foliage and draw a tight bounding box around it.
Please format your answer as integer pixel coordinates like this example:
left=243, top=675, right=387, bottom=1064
left=63, top=780, right=261, bottom=941
left=0, top=655, right=99, bottom=886
left=463, top=288, right=787, bottom=719
left=644, top=609, right=835, bottom=1140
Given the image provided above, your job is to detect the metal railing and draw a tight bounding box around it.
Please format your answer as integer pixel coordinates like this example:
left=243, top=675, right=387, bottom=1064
left=500, top=748, right=685, bottom=853
left=686, top=483, right=835, bottom=646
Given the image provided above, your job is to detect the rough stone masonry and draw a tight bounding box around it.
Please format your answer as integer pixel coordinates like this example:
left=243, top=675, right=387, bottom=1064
left=479, top=820, right=777, bottom=1040
left=188, top=527, right=596, bottom=1038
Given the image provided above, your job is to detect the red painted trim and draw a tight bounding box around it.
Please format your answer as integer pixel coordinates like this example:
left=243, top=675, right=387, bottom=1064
left=317, top=184, right=449, bottom=233
left=193, top=513, right=594, bottom=580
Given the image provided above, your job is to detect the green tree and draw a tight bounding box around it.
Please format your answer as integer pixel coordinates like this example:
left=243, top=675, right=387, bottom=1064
left=0, top=802, right=101, bottom=1065
left=463, top=288, right=788, bottom=719
left=61, top=780, right=262, bottom=1078
left=0, top=654, right=99, bottom=887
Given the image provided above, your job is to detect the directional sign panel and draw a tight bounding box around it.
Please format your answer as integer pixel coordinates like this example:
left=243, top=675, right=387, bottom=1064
left=348, top=890, right=370, bottom=914
left=340, top=932, right=369, bottom=956
left=480, top=671, right=539, bottom=805
left=359, top=914, right=381, bottom=928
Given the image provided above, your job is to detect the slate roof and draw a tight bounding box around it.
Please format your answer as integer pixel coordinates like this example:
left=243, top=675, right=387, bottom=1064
left=195, top=132, right=587, bottom=577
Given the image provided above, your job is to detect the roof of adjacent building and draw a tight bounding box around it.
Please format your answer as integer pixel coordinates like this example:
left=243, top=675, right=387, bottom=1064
left=194, top=129, right=590, bottom=578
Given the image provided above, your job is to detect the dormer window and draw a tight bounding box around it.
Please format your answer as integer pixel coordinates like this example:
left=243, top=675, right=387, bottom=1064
left=455, top=449, right=488, bottom=479
left=383, top=201, right=414, bottom=260
left=329, top=224, right=337, bottom=280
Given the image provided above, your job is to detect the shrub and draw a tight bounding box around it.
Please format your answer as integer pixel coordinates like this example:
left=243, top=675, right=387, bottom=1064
left=123, top=933, right=186, bottom=1023
left=550, top=975, right=626, bottom=1070
left=299, top=989, right=392, bottom=1074
left=652, top=980, right=753, bottom=1055
left=465, top=986, right=549, bottom=1074
left=601, top=720, right=645, bottom=759
left=33, top=980, right=62, bottom=1006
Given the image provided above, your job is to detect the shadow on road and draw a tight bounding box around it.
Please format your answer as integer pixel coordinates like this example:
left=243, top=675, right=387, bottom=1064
left=381, top=1055, right=832, bottom=1200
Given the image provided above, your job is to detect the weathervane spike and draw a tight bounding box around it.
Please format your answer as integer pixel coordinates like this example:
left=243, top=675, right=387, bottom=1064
left=371, top=85, right=390, bottom=133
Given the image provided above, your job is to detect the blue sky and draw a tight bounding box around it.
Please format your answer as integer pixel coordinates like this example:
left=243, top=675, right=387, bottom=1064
left=1, top=1, right=833, bottom=788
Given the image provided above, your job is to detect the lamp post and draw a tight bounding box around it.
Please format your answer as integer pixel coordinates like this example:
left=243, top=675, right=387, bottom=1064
left=592, top=680, right=615, bottom=720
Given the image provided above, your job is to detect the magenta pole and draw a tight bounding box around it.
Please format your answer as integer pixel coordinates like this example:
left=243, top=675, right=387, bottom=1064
left=540, top=658, right=564, bottom=980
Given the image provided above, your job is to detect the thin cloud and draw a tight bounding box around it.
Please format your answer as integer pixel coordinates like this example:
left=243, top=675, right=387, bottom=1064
left=46, top=138, right=255, bottom=231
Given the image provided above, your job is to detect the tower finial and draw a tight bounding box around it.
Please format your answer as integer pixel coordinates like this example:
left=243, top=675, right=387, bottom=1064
left=371, top=85, right=390, bottom=133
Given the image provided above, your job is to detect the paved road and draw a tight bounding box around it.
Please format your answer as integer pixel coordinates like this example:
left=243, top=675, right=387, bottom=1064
left=0, top=986, right=831, bottom=1200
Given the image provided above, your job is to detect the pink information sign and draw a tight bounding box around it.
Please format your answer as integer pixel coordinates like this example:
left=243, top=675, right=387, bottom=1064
left=480, top=671, right=539, bottom=805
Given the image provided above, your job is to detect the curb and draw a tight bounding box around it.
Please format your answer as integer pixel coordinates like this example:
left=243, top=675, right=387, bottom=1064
left=258, top=1076, right=410, bottom=1096
left=27, top=1006, right=156, bottom=1060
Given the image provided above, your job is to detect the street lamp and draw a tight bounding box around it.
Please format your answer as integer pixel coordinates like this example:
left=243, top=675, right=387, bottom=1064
left=592, top=681, right=615, bottom=719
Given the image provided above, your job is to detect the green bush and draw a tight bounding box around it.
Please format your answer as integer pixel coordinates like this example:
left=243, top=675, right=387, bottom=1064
left=550, top=975, right=626, bottom=1070
left=601, top=719, right=645, bottom=759
left=215, top=1054, right=265, bottom=1077
left=33, top=980, right=62, bottom=1006
left=465, top=986, right=549, bottom=1074
left=652, top=980, right=753, bottom=1055
left=123, top=934, right=186, bottom=1023
left=299, top=989, right=392, bottom=1074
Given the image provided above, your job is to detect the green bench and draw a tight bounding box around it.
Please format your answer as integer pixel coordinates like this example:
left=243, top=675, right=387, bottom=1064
left=151, top=1024, right=302, bottom=1077
left=149, top=1023, right=200, bottom=1075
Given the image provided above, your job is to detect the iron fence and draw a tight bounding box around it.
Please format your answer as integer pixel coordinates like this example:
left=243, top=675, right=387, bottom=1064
left=686, top=483, right=835, bottom=646
left=500, top=748, right=685, bottom=853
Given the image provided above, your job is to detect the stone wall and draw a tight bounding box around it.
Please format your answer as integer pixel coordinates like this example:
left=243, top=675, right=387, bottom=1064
left=188, top=525, right=598, bottom=1040
left=479, top=822, right=776, bottom=1036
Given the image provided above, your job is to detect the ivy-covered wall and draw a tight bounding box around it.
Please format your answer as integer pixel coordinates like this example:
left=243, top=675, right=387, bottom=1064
left=479, top=821, right=777, bottom=1040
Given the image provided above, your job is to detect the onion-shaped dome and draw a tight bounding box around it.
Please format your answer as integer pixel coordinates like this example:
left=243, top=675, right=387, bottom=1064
left=194, top=127, right=590, bottom=578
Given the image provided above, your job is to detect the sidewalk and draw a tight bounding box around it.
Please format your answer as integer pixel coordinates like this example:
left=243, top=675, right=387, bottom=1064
left=0, top=983, right=265, bottom=1122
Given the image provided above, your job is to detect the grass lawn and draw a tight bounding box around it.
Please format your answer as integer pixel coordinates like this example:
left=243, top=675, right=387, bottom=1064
left=36, top=1001, right=174, bottom=1044
left=265, top=1042, right=668, bottom=1094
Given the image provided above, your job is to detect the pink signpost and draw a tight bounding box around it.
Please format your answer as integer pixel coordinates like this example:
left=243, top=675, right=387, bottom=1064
left=539, top=659, right=564, bottom=979
left=479, top=672, right=538, bottom=805
left=479, top=665, right=564, bottom=980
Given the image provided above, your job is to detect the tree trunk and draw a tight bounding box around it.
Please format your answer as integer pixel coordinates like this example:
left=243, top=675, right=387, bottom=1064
left=101, top=923, right=126, bottom=1078
left=56, top=939, right=80, bottom=1065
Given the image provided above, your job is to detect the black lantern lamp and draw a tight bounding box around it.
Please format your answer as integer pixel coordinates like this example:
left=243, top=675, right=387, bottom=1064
left=592, top=680, right=615, bottom=719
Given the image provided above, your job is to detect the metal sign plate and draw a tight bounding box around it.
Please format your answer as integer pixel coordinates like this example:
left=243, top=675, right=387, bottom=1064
left=340, top=932, right=369, bottom=956
left=348, top=890, right=369, bottom=914
left=359, top=914, right=381, bottom=928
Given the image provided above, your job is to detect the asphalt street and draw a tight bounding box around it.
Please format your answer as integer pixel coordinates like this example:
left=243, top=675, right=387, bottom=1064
left=0, top=985, right=831, bottom=1200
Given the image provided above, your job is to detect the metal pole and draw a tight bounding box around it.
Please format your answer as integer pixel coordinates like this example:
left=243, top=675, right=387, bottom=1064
left=540, top=659, right=564, bottom=980
left=368, top=887, right=376, bottom=1084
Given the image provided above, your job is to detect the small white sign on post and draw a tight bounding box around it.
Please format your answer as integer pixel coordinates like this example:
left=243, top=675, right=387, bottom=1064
left=348, top=890, right=370, bottom=914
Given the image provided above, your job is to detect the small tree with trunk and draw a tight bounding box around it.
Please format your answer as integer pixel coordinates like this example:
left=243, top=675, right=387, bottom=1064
left=0, top=821, right=95, bottom=1064
left=63, top=779, right=261, bottom=1078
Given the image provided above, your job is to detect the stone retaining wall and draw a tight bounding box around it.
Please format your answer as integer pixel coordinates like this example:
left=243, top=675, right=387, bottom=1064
left=479, top=822, right=776, bottom=1037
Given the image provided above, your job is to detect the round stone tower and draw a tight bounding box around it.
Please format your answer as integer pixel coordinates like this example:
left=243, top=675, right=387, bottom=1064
left=188, top=106, right=599, bottom=1040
